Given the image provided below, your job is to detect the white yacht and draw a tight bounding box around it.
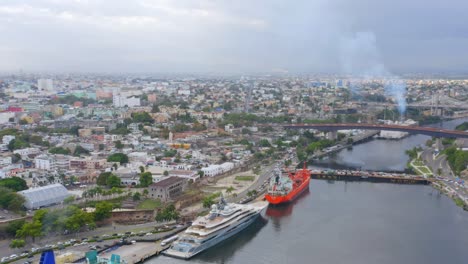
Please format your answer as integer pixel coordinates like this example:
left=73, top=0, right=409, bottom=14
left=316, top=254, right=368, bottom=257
left=164, top=197, right=268, bottom=259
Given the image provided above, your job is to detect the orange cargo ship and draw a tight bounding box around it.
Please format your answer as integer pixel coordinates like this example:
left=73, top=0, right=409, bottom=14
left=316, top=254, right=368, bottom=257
left=265, top=163, right=311, bottom=205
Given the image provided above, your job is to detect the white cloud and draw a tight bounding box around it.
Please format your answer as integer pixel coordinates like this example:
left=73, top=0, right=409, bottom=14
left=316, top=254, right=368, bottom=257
left=0, top=0, right=467, bottom=73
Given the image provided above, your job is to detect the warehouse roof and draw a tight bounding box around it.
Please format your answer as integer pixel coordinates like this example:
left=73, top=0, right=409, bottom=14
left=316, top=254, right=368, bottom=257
left=19, top=183, right=70, bottom=209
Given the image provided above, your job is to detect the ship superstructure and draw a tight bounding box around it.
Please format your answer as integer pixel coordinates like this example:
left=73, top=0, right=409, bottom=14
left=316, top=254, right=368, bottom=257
left=164, top=197, right=267, bottom=259
left=265, top=163, right=310, bottom=205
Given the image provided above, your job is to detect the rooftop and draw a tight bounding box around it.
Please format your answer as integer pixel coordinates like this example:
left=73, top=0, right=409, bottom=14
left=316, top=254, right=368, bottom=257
left=150, top=176, right=184, bottom=188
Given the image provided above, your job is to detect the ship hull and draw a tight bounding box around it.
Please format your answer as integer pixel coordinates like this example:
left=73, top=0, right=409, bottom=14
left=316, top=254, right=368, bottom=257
left=163, top=202, right=268, bottom=259
left=265, top=177, right=310, bottom=205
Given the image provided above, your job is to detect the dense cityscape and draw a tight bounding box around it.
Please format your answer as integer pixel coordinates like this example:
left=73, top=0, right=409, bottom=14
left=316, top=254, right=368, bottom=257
left=0, top=73, right=466, bottom=263
left=1, top=0, right=468, bottom=263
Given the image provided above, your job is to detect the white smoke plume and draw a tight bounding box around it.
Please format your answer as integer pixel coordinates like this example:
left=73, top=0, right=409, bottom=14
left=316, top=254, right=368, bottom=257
left=340, top=32, right=407, bottom=114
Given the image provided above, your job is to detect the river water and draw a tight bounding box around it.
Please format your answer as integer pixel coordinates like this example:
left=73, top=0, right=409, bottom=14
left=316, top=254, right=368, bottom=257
left=148, top=118, right=468, bottom=264
left=312, top=118, right=468, bottom=171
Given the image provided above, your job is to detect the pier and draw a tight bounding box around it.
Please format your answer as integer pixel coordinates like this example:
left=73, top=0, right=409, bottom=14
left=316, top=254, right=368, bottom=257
left=311, top=170, right=432, bottom=185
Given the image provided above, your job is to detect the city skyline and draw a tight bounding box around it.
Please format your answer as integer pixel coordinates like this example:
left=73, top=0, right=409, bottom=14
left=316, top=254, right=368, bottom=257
left=1, top=0, right=468, bottom=74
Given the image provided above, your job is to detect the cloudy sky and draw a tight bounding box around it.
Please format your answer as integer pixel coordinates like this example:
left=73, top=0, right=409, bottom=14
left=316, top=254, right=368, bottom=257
left=0, top=0, right=467, bottom=74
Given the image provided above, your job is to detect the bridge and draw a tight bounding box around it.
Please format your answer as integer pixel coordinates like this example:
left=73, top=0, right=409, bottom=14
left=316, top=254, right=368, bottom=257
left=283, top=123, right=468, bottom=138
left=311, top=170, right=432, bottom=185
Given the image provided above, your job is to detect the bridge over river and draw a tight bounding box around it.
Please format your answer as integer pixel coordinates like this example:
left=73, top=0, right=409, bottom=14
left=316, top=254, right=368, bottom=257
left=310, top=169, right=432, bottom=185
left=283, top=123, right=468, bottom=138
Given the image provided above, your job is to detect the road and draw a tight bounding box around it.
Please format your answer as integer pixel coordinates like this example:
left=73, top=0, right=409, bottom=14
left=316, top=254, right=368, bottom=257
left=0, top=221, right=176, bottom=261
left=420, top=147, right=468, bottom=202
left=230, top=163, right=275, bottom=202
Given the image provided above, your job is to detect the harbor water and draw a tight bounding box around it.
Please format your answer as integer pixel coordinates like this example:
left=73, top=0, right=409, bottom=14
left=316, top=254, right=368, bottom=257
left=151, top=181, right=468, bottom=264
left=148, top=118, right=468, bottom=264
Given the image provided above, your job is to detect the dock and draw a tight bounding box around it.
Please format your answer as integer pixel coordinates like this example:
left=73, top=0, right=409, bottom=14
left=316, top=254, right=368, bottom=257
left=99, top=242, right=169, bottom=264
left=311, top=171, right=432, bottom=185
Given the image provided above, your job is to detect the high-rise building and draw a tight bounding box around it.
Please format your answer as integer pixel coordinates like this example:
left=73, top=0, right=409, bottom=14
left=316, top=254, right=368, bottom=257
left=37, top=78, right=54, bottom=91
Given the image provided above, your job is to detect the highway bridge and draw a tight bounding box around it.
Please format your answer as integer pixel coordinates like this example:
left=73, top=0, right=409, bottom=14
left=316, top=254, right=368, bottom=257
left=283, top=123, right=468, bottom=138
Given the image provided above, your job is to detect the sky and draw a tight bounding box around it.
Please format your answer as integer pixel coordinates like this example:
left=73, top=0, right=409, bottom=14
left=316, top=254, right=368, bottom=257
left=0, top=0, right=467, bottom=74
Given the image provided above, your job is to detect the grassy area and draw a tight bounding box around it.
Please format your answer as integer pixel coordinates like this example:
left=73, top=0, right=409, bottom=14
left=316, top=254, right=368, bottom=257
left=418, top=166, right=432, bottom=175
left=454, top=197, right=465, bottom=208
left=409, top=159, right=433, bottom=176
left=137, top=199, right=162, bottom=210
left=235, top=176, right=255, bottom=181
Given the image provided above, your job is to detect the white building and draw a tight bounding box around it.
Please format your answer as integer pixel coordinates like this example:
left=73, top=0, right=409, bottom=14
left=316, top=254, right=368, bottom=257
left=13, top=148, right=40, bottom=157
left=37, top=78, right=54, bottom=91
left=0, top=112, right=15, bottom=124
left=177, top=89, right=191, bottom=96
left=2, top=135, right=15, bottom=145
left=201, top=162, right=235, bottom=177
left=0, top=156, right=12, bottom=167
left=35, top=155, right=54, bottom=170
left=113, top=94, right=141, bottom=108
left=169, top=170, right=200, bottom=182
left=128, top=152, right=148, bottom=163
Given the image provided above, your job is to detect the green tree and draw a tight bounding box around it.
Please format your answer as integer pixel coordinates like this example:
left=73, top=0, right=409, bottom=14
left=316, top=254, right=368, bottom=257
left=7, top=139, right=30, bottom=151
left=96, top=172, right=113, bottom=186
left=11, top=153, right=22, bottom=163
left=0, top=177, right=28, bottom=191
left=226, top=186, right=235, bottom=195
left=63, top=196, right=75, bottom=205
left=425, top=139, right=433, bottom=147
left=19, top=119, right=28, bottom=125
left=10, top=239, right=26, bottom=249
left=202, top=196, right=215, bottom=208
left=106, top=175, right=121, bottom=188
left=143, top=189, right=149, bottom=197
left=172, top=123, right=189, bottom=132
left=192, top=122, right=206, bottom=132
left=6, top=220, right=25, bottom=237
left=139, top=172, right=153, bottom=187
left=163, top=170, right=169, bottom=176
left=115, top=140, right=124, bottom=149
left=155, top=204, right=179, bottom=222
left=69, top=126, right=82, bottom=136
left=131, top=112, right=154, bottom=123
left=163, top=149, right=177, bottom=157
left=139, top=166, right=145, bottom=173
left=151, top=104, right=160, bottom=113
left=65, top=206, right=95, bottom=232
left=455, top=122, right=468, bottom=131
left=16, top=221, right=42, bottom=242
left=258, top=139, right=271, bottom=147
left=73, top=145, right=90, bottom=156
left=49, top=147, right=71, bottom=155
left=32, top=209, right=47, bottom=222
left=0, top=187, right=26, bottom=212
left=133, top=192, right=141, bottom=201
left=107, top=153, right=129, bottom=164
left=93, top=201, right=113, bottom=221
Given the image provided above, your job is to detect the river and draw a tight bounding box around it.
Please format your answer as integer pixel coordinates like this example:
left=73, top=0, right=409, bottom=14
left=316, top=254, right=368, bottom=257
left=312, top=118, right=468, bottom=171
left=147, top=118, right=468, bottom=264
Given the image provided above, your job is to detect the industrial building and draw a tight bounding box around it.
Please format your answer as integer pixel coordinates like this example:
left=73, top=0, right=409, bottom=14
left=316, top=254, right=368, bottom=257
left=19, top=183, right=70, bottom=209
